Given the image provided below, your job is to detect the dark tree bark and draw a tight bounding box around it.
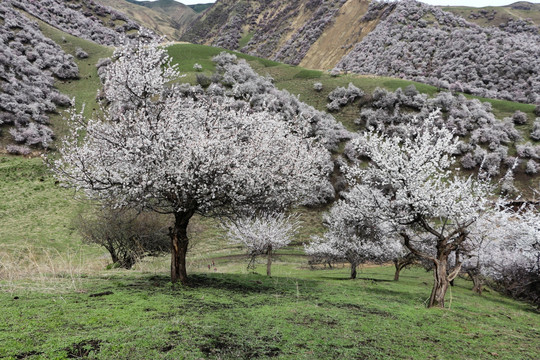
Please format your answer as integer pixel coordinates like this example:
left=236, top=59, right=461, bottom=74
left=350, top=262, right=358, bottom=279
left=393, top=253, right=416, bottom=281
left=467, top=269, right=483, bottom=295
left=170, top=210, right=194, bottom=285
left=401, top=229, right=465, bottom=308
left=267, top=244, right=272, bottom=277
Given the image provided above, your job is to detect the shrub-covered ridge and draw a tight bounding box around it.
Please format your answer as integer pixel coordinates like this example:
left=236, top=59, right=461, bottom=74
left=338, top=0, right=540, bottom=104
left=0, top=2, right=78, bottom=150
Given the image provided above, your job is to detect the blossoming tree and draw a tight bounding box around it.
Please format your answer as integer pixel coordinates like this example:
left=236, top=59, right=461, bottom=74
left=463, top=205, right=540, bottom=301
left=225, top=212, right=300, bottom=276
left=50, top=36, right=331, bottom=285
left=305, top=187, right=403, bottom=279
left=344, top=111, right=493, bottom=307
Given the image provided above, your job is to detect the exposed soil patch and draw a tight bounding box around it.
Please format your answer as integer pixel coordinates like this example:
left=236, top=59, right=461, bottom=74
left=330, top=302, right=394, bottom=318
left=15, top=350, right=43, bottom=359
left=64, top=339, right=101, bottom=358
left=199, top=333, right=280, bottom=359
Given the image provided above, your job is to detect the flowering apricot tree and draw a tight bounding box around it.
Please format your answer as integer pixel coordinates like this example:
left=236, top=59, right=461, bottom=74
left=305, top=188, right=403, bottom=279
left=344, top=111, right=493, bottom=307
left=50, top=36, right=331, bottom=285
left=225, top=212, right=300, bottom=276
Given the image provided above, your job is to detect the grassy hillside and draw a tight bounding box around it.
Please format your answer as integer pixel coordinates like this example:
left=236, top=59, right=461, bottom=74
left=0, top=29, right=539, bottom=360
left=0, top=151, right=538, bottom=359
left=188, top=3, right=214, bottom=13
left=31, top=16, right=114, bottom=141
left=181, top=0, right=380, bottom=69
left=98, top=0, right=198, bottom=40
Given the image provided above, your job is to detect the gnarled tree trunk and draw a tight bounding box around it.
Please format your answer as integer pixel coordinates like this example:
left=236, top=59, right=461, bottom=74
left=401, top=231, right=464, bottom=308
left=429, top=259, right=449, bottom=308
left=429, top=256, right=462, bottom=308
left=170, top=210, right=194, bottom=285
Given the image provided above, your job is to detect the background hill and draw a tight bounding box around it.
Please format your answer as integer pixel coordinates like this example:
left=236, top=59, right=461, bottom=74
left=181, top=0, right=540, bottom=104
left=95, top=0, right=197, bottom=40
left=121, top=0, right=198, bottom=37
left=180, top=0, right=377, bottom=70
left=188, top=3, right=214, bottom=13
left=444, top=1, right=540, bottom=28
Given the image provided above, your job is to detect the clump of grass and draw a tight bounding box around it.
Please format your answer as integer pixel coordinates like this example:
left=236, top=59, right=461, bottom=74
left=0, top=243, right=105, bottom=295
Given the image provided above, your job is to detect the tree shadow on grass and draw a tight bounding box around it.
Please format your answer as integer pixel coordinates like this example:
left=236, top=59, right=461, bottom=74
left=312, top=274, right=394, bottom=282
left=111, top=272, right=322, bottom=297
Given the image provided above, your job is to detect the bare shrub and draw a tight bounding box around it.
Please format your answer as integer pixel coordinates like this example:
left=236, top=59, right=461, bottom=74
left=74, top=207, right=171, bottom=269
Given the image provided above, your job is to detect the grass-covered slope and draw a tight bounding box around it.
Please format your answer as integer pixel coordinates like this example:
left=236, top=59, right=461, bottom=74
left=188, top=3, right=214, bottom=13
left=181, top=0, right=379, bottom=68
left=168, top=43, right=536, bottom=132
left=33, top=17, right=113, bottom=135
left=10, top=0, right=141, bottom=46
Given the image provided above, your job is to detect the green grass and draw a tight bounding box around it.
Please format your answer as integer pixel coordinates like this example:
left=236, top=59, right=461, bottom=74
left=238, top=32, right=254, bottom=49
left=167, top=43, right=280, bottom=75
left=0, top=156, right=91, bottom=253
left=293, top=69, right=323, bottom=79
left=1, top=158, right=538, bottom=360
left=0, top=266, right=538, bottom=360
left=26, top=14, right=113, bottom=141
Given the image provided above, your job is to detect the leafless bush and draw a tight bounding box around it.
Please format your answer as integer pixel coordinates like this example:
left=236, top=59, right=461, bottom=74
left=74, top=207, right=171, bottom=269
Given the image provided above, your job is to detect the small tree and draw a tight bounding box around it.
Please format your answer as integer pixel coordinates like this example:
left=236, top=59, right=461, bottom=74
left=512, top=110, right=528, bottom=125
left=305, top=190, right=403, bottom=279
left=344, top=111, right=493, bottom=307
left=50, top=35, right=330, bottom=285
left=225, top=213, right=300, bottom=276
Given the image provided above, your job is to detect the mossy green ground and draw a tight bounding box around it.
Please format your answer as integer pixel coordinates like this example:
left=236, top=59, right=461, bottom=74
left=0, top=29, right=539, bottom=360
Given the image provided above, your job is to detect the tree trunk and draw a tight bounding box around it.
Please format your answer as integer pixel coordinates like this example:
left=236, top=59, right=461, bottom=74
left=170, top=210, right=194, bottom=285
left=429, top=259, right=448, bottom=308
left=394, top=260, right=401, bottom=281
left=350, top=262, right=357, bottom=279
left=468, top=270, right=483, bottom=295
left=266, top=244, right=272, bottom=277
left=393, top=253, right=416, bottom=281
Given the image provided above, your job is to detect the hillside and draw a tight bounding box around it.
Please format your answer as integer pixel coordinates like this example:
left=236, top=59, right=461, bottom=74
left=181, top=0, right=380, bottom=69
left=8, top=0, right=143, bottom=45
left=188, top=3, right=214, bottom=13
left=117, top=0, right=198, bottom=38
left=0, top=1, right=113, bottom=153
left=443, top=2, right=540, bottom=29
left=0, top=19, right=539, bottom=359
left=181, top=0, right=540, bottom=104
